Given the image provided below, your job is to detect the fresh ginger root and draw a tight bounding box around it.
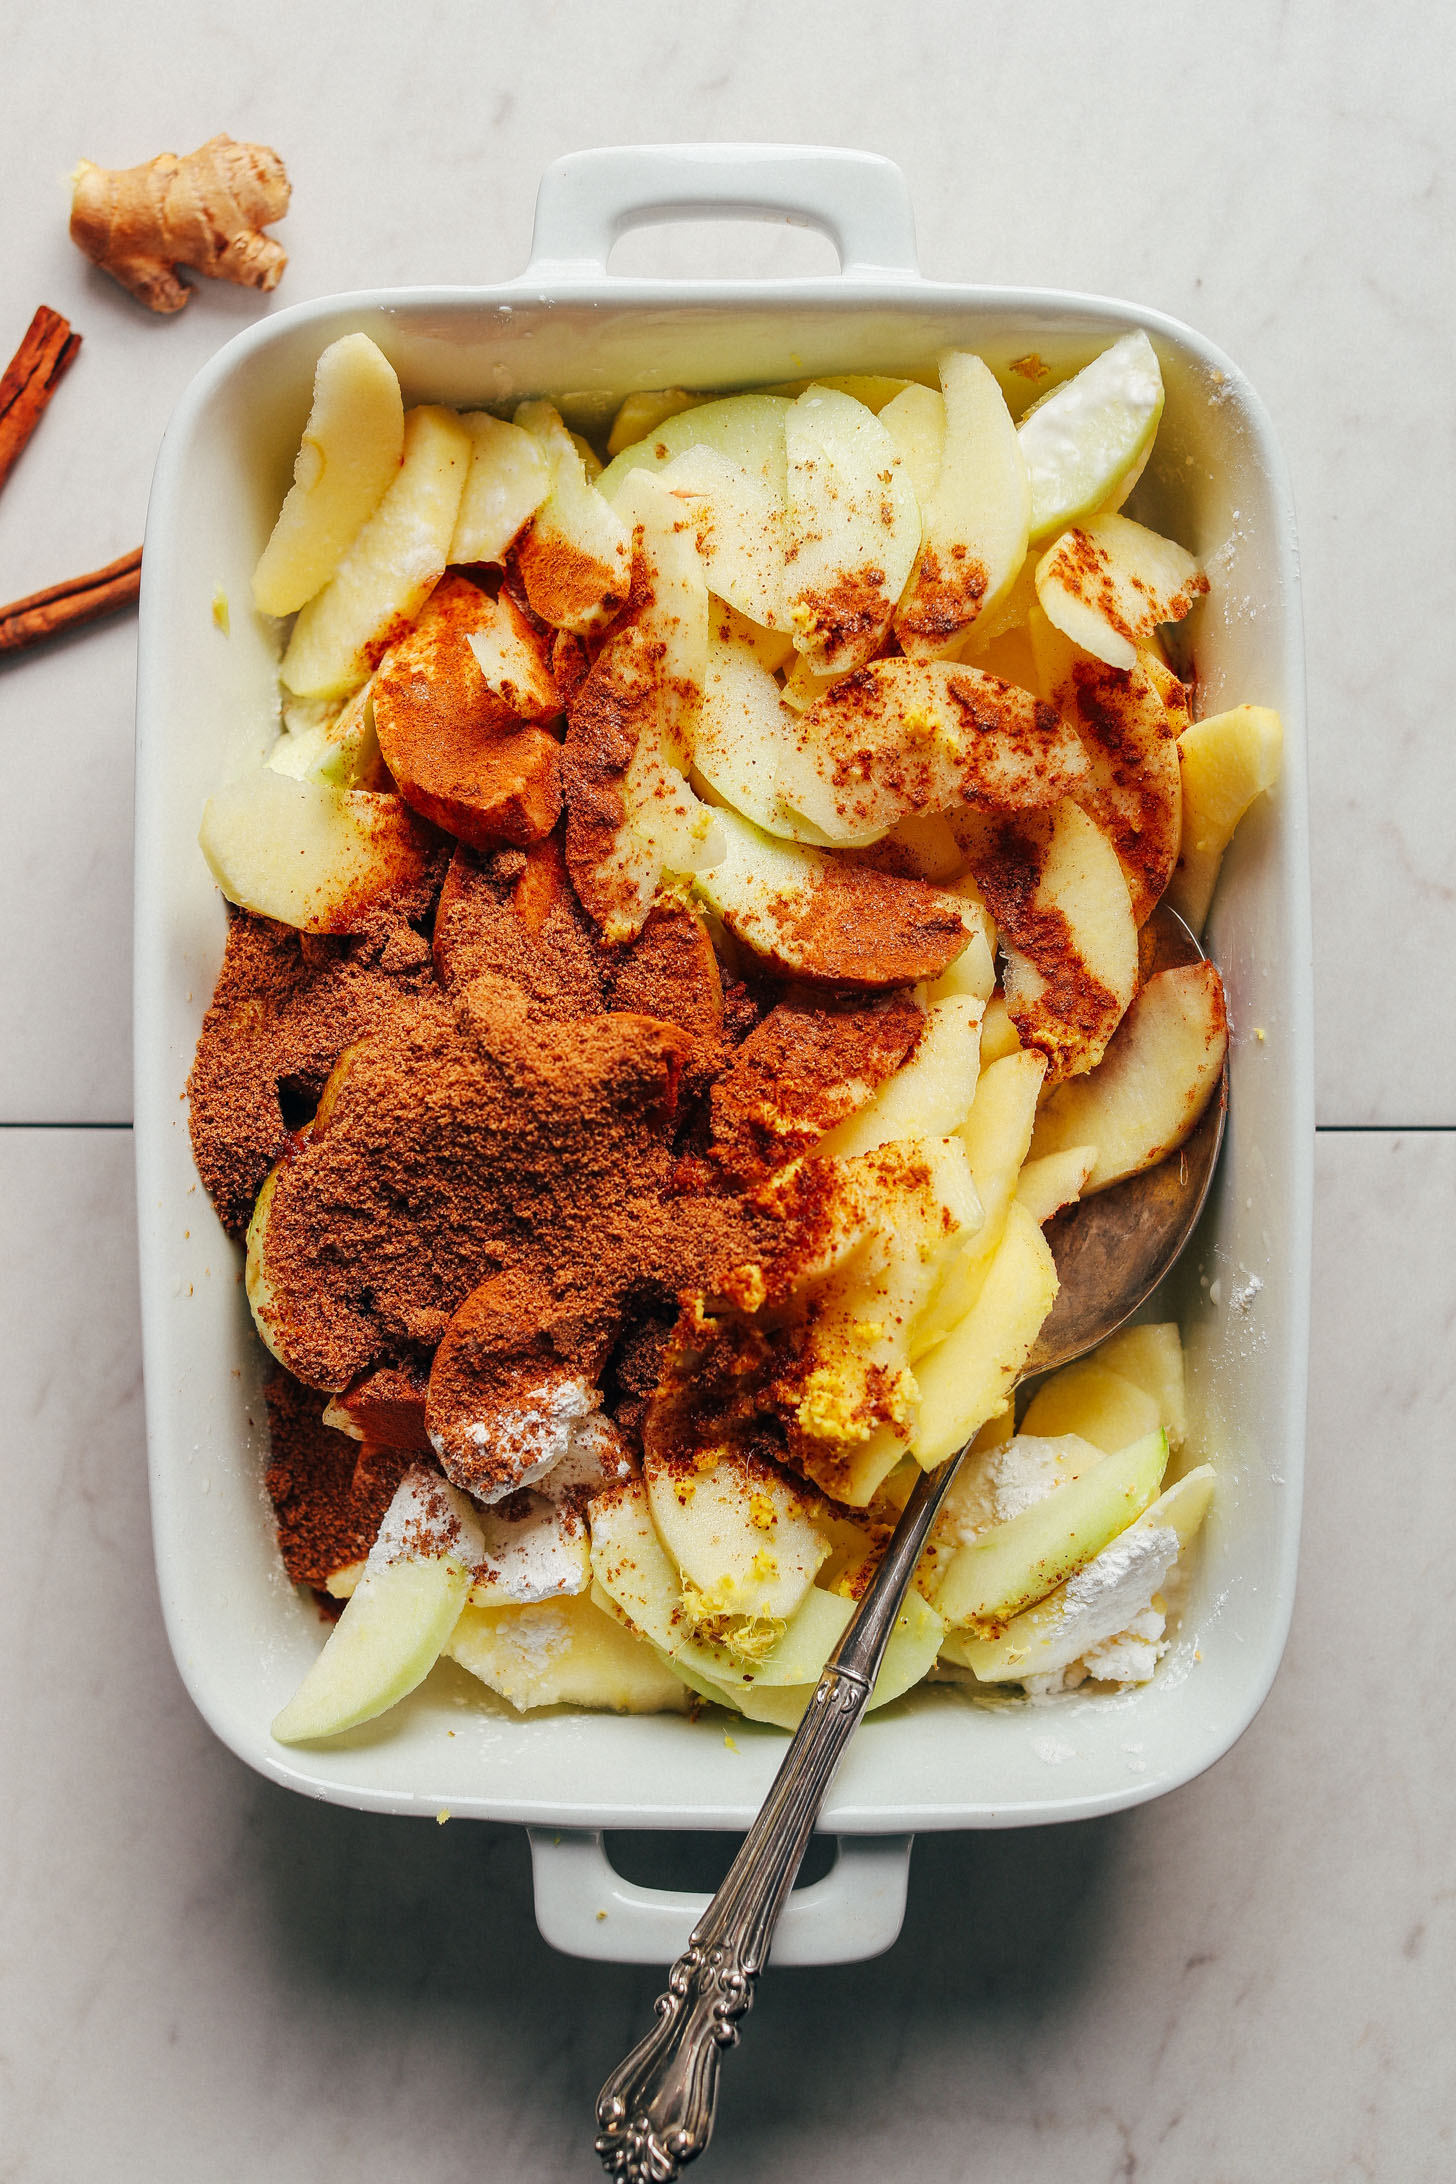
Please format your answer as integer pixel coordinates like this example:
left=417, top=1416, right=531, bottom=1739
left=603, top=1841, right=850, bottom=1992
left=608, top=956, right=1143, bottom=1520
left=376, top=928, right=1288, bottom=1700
left=70, top=135, right=290, bottom=314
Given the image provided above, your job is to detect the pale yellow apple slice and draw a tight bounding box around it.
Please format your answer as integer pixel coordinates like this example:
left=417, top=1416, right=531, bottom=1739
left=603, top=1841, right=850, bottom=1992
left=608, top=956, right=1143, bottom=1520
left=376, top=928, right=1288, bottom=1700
left=1029, top=609, right=1182, bottom=922
left=936, top=1427, right=1168, bottom=1629
left=691, top=805, right=972, bottom=988
left=784, top=385, right=920, bottom=674
left=911, top=1201, right=1059, bottom=1466
left=937, top=1428, right=1097, bottom=1543
left=780, top=658, right=1089, bottom=850
left=894, top=352, right=1030, bottom=657
left=671, top=1585, right=856, bottom=1694
left=1166, top=704, right=1284, bottom=931
left=656, top=443, right=787, bottom=630
left=266, top=679, right=384, bottom=791
left=1035, top=512, right=1207, bottom=672
left=963, top=799, right=1138, bottom=1078
left=513, top=399, right=631, bottom=632
left=913, top=1049, right=1048, bottom=1349
left=606, top=387, right=704, bottom=457
left=954, top=1464, right=1213, bottom=1681
left=199, top=771, right=436, bottom=935
left=588, top=1474, right=691, bottom=1654
left=280, top=405, right=472, bottom=699
left=447, top=1590, right=690, bottom=1713
left=597, top=390, right=792, bottom=504
left=978, top=995, right=1022, bottom=1064
left=271, top=1468, right=483, bottom=1743
left=1090, top=1322, right=1188, bottom=1449
left=691, top=626, right=831, bottom=843
left=643, top=1444, right=830, bottom=1629
left=879, top=382, right=945, bottom=508
left=760, top=373, right=923, bottom=412
left=1013, top=1144, right=1096, bottom=1224
left=1019, top=1360, right=1162, bottom=1451
left=252, top=333, right=405, bottom=617
left=1017, top=330, right=1165, bottom=544
left=447, top=411, right=551, bottom=565
left=1029, top=960, right=1228, bottom=1190
left=814, top=991, right=984, bottom=1157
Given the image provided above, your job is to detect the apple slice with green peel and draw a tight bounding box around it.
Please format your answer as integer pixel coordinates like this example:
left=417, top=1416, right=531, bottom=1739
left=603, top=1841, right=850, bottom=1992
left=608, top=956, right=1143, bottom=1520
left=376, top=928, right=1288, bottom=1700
left=597, top=390, right=792, bottom=506
left=954, top=1464, right=1214, bottom=1682
left=936, top=1428, right=1168, bottom=1630
left=691, top=804, right=972, bottom=989
left=252, top=333, right=405, bottom=618
left=447, top=1590, right=690, bottom=1713
left=1019, top=1359, right=1162, bottom=1452
left=1035, top=512, right=1207, bottom=672
left=937, top=1428, right=1099, bottom=1544
left=606, top=387, right=704, bottom=458
left=784, top=386, right=921, bottom=675
left=271, top=1468, right=483, bottom=1743
left=879, top=382, right=945, bottom=509
left=280, top=405, right=472, bottom=700
left=200, top=771, right=438, bottom=936
left=266, top=679, right=385, bottom=791
left=963, top=799, right=1138, bottom=1079
left=1018, top=330, right=1165, bottom=544
left=670, top=1585, right=855, bottom=1693
left=1166, top=704, right=1284, bottom=931
left=815, top=990, right=983, bottom=1158
left=513, top=399, right=631, bottom=633
left=1013, top=1144, right=1096, bottom=1224
left=912, top=1200, right=1059, bottom=1466
left=730, top=1588, right=946, bottom=1727
left=1089, top=1323, right=1187, bottom=1448
left=778, top=659, right=1089, bottom=850
left=1028, top=961, right=1228, bottom=1191
left=447, top=412, right=551, bottom=566
left=643, top=1444, right=830, bottom=1631
left=894, top=352, right=1030, bottom=658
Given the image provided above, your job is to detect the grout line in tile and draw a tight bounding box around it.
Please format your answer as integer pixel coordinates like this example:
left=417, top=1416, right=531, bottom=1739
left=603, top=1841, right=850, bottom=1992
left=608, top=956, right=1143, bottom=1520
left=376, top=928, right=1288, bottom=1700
left=0, top=1120, right=134, bottom=1130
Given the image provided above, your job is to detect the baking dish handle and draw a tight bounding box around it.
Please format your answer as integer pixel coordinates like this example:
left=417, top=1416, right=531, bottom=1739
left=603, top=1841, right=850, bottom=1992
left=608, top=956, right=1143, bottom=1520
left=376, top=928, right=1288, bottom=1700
left=527, top=1827, right=912, bottom=1965
left=522, top=144, right=920, bottom=280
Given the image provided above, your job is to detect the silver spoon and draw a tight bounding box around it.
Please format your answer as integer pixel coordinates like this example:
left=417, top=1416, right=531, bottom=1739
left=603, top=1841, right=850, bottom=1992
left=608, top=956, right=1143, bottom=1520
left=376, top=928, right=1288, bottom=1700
left=595, top=904, right=1226, bottom=2183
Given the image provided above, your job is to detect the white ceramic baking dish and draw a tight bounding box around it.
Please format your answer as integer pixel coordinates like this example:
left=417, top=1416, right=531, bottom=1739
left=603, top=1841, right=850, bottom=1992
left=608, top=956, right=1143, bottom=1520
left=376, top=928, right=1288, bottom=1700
left=134, top=144, right=1312, bottom=1967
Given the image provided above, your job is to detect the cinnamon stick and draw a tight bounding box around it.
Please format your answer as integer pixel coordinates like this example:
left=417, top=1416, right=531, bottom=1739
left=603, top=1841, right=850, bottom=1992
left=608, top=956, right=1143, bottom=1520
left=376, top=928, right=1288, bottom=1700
left=0, top=546, right=142, bottom=656
left=0, top=307, right=81, bottom=495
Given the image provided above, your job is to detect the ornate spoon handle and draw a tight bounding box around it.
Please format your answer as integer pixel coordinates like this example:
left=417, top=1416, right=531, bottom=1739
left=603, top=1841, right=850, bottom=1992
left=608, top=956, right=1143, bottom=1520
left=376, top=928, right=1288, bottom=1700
left=594, top=1454, right=961, bottom=2182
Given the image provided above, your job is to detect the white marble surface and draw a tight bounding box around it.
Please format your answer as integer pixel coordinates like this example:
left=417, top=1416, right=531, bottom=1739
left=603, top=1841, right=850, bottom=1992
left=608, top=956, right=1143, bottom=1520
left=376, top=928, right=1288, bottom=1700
left=1, top=3, right=1453, bottom=2179
left=3, top=1128, right=1452, bottom=2182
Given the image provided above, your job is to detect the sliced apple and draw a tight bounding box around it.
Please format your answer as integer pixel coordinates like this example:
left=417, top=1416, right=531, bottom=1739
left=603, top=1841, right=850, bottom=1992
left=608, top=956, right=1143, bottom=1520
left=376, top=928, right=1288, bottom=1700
left=588, top=1474, right=691, bottom=1654
left=962, top=799, right=1138, bottom=1078
left=280, top=404, right=472, bottom=699
left=937, top=1427, right=1099, bottom=1544
left=894, top=352, right=1030, bottom=657
left=266, top=678, right=385, bottom=791
left=913, top=1047, right=1047, bottom=1349
left=936, top=1427, right=1168, bottom=1629
left=1167, top=704, right=1284, bottom=931
left=658, top=443, right=787, bottom=631
left=954, top=1464, right=1213, bottom=1682
left=447, top=1589, right=690, bottom=1713
left=879, top=382, right=945, bottom=508
left=465, top=1491, right=592, bottom=1606
left=1090, top=1322, right=1188, bottom=1448
left=513, top=399, right=631, bottom=633
left=252, top=333, right=405, bottom=618
left=1019, top=1359, right=1161, bottom=1452
left=784, top=385, right=920, bottom=674
left=447, top=411, right=552, bottom=566
left=707, top=992, right=925, bottom=1186
left=597, top=390, right=792, bottom=506
left=271, top=1467, right=483, bottom=1742
left=1013, top=1144, right=1096, bottom=1224
left=978, top=994, right=1022, bottom=1064
left=199, top=770, right=438, bottom=934
left=643, top=1444, right=830, bottom=1631
left=1028, top=961, right=1228, bottom=1190
left=816, top=992, right=983, bottom=1158
left=692, top=804, right=972, bottom=989
left=730, top=1588, right=945, bottom=1727
left=690, top=622, right=828, bottom=842
left=1017, top=330, right=1165, bottom=544
left=911, top=1201, right=1059, bottom=1466
left=1029, top=610, right=1181, bottom=922
left=606, top=387, right=704, bottom=457
left=1035, top=512, right=1207, bottom=672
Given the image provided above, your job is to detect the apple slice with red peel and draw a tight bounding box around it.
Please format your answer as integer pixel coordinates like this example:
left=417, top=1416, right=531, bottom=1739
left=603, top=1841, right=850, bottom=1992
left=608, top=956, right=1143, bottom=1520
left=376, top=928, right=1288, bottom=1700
left=1034, top=512, right=1207, bottom=672
left=271, top=1467, right=483, bottom=1743
left=1029, top=959, right=1228, bottom=1191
